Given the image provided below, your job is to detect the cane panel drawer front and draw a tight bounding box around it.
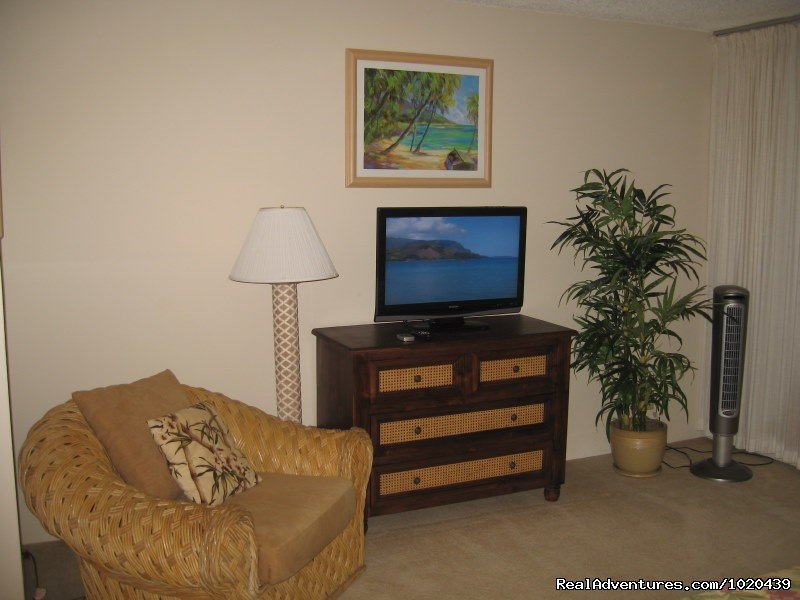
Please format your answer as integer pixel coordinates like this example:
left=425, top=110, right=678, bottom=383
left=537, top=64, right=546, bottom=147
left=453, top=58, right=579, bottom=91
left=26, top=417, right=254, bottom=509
left=379, top=450, right=544, bottom=496
left=378, top=402, right=546, bottom=446
left=378, top=363, right=454, bottom=393
left=479, top=353, right=548, bottom=383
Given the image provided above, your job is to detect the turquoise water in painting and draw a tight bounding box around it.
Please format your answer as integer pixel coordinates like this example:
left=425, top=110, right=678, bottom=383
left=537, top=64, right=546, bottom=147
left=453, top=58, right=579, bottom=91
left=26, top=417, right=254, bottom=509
left=400, top=123, right=477, bottom=152
left=385, top=257, right=518, bottom=305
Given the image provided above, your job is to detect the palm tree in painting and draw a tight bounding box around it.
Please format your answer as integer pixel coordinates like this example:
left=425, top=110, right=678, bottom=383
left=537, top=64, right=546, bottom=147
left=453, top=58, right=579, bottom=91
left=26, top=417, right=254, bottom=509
left=379, top=71, right=437, bottom=155
left=363, top=68, right=468, bottom=162
left=466, top=92, right=479, bottom=155
left=363, top=69, right=410, bottom=144
left=406, top=72, right=434, bottom=151
left=412, top=73, right=460, bottom=154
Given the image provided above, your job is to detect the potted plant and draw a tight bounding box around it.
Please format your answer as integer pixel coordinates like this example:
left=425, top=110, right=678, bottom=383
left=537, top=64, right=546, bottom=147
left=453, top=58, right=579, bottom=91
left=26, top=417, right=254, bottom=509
left=551, top=169, right=711, bottom=477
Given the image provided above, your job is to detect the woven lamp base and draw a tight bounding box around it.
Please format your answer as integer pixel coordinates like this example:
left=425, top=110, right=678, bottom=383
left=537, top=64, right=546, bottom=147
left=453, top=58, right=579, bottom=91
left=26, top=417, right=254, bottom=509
left=272, top=283, right=302, bottom=423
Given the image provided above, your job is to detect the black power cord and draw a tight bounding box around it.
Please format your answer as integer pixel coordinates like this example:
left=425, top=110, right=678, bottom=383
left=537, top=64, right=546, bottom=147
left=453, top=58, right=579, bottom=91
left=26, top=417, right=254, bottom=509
left=663, top=444, right=774, bottom=469
left=21, top=549, right=40, bottom=591
left=21, top=548, right=86, bottom=600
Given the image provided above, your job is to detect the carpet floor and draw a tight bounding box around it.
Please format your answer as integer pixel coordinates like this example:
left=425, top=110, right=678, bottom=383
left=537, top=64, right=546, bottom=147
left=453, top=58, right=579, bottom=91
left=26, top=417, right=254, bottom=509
left=22, top=438, right=800, bottom=600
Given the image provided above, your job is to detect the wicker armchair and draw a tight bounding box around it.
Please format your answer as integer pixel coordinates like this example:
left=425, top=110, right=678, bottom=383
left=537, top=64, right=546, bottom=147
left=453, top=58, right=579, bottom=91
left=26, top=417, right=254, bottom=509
left=19, top=386, right=373, bottom=600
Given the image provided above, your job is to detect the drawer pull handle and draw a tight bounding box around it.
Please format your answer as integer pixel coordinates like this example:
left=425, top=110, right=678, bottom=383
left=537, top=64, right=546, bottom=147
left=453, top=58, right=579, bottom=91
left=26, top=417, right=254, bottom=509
left=413, top=374, right=422, bottom=383
left=510, top=413, right=518, bottom=422
left=512, top=365, right=520, bottom=373
left=413, top=476, right=421, bottom=485
left=509, top=461, right=517, bottom=470
left=414, top=426, right=422, bottom=435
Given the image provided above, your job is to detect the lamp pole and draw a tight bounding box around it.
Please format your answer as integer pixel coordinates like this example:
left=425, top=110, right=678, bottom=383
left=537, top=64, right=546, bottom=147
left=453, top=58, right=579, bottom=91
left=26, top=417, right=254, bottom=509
left=271, top=282, right=302, bottom=422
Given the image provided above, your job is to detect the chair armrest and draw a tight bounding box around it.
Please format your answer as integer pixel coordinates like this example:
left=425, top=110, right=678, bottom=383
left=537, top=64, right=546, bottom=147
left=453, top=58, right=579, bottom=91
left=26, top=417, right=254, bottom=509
left=184, top=387, right=374, bottom=486
left=19, top=402, right=260, bottom=598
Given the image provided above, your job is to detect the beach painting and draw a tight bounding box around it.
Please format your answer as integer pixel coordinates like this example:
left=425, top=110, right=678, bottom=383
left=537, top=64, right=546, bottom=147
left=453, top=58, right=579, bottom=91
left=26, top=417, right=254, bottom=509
left=346, top=49, right=493, bottom=188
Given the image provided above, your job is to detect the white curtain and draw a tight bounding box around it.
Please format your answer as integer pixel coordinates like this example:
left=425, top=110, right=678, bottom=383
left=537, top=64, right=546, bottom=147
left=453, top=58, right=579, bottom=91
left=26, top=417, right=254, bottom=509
left=706, top=23, right=800, bottom=468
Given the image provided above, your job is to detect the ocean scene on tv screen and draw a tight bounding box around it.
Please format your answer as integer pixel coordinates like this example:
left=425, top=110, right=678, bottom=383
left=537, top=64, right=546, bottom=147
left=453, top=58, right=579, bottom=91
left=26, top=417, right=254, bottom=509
left=385, top=215, right=520, bottom=306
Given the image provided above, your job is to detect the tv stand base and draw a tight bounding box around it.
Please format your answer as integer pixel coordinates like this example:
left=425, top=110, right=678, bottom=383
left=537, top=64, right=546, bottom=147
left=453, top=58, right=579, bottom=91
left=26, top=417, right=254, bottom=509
left=404, top=316, right=490, bottom=332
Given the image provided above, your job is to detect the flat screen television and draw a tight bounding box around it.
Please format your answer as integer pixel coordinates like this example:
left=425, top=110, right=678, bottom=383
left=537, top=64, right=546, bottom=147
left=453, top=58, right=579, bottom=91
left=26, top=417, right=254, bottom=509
left=375, top=206, right=527, bottom=329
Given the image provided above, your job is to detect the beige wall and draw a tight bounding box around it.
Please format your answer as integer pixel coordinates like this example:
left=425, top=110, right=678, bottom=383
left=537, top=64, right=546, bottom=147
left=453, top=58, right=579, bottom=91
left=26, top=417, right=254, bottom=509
left=0, top=0, right=712, bottom=544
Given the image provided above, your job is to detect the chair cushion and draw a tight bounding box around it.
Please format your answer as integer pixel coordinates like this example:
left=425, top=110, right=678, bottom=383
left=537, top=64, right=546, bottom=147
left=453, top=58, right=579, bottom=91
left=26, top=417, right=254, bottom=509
left=148, top=402, right=261, bottom=505
left=73, top=370, right=190, bottom=499
left=226, top=472, right=356, bottom=585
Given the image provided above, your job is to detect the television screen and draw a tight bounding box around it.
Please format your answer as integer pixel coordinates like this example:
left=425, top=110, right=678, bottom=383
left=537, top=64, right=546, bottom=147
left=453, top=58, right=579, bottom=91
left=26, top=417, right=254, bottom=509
left=375, top=207, right=526, bottom=324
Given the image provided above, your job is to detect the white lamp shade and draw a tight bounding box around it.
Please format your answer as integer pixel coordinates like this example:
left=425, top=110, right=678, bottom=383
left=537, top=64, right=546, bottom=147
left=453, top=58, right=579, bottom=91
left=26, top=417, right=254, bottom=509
left=230, top=207, right=338, bottom=284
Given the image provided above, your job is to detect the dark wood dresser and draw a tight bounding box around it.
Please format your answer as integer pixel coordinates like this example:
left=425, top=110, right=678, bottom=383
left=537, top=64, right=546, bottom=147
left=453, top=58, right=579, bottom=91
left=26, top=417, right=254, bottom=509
left=312, top=315, right=575, bottom=520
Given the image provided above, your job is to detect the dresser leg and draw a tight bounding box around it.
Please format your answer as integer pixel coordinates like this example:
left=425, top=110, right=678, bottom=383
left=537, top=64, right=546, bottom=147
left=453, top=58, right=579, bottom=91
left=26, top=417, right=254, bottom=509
left=544, top=486, right=561, bottom=502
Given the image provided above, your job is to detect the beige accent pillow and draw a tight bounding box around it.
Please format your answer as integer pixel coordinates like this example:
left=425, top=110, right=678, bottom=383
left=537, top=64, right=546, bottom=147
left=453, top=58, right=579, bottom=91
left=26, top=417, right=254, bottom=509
left=73, top=369, right=190, bottom=499
left=148, top=402, right=261, bottom=505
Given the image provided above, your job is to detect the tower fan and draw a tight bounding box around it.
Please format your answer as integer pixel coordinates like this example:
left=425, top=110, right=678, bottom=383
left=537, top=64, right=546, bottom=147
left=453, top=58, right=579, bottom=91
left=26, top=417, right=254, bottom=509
left=691, top=285, right=752, bottom=482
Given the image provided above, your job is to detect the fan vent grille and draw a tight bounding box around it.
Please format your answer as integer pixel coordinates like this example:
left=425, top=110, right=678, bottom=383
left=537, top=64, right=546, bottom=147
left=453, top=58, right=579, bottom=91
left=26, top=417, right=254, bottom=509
left=719, top=302, right=744, bottom=417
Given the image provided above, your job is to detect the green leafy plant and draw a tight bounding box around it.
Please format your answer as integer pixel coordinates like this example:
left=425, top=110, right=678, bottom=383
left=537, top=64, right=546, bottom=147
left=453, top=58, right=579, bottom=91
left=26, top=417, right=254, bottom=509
left=551, top=169, right=711, bottom=435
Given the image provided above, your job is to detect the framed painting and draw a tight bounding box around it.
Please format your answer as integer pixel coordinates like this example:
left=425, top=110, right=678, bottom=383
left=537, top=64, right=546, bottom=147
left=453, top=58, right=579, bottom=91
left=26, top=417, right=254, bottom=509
left=346, top=49, right=493, bottom=188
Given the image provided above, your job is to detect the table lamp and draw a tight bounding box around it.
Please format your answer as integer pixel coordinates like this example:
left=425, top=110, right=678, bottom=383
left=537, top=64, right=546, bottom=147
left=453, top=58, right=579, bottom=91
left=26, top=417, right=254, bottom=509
left=230, top=206, right=337, bottom=423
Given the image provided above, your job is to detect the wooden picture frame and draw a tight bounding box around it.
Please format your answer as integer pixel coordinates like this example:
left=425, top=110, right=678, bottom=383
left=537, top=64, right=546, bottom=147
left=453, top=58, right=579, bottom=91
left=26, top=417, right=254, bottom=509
left=346, top=49, right=493, bottom=188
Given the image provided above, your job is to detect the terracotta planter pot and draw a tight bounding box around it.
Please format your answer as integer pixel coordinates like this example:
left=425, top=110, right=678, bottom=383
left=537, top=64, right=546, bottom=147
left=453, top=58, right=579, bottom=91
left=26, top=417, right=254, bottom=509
left=610, top=419, right=667, bottom=477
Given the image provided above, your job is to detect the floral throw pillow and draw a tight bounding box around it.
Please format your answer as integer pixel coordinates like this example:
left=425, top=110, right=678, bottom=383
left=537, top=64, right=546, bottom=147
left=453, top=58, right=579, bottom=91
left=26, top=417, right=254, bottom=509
left=148, top=402, right=261, bottom=505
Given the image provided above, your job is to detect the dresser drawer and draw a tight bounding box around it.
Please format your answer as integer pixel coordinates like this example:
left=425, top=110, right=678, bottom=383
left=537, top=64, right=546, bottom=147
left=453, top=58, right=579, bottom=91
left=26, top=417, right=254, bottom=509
left=378, top=450, right=544, bottom=497
left=378, top=402, right=546, bottom=446
left=479, top=353, right=548, bottom=382
left=368, top=354, right=465, bottom=402
left=379, top=363, right=454, bottom=393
